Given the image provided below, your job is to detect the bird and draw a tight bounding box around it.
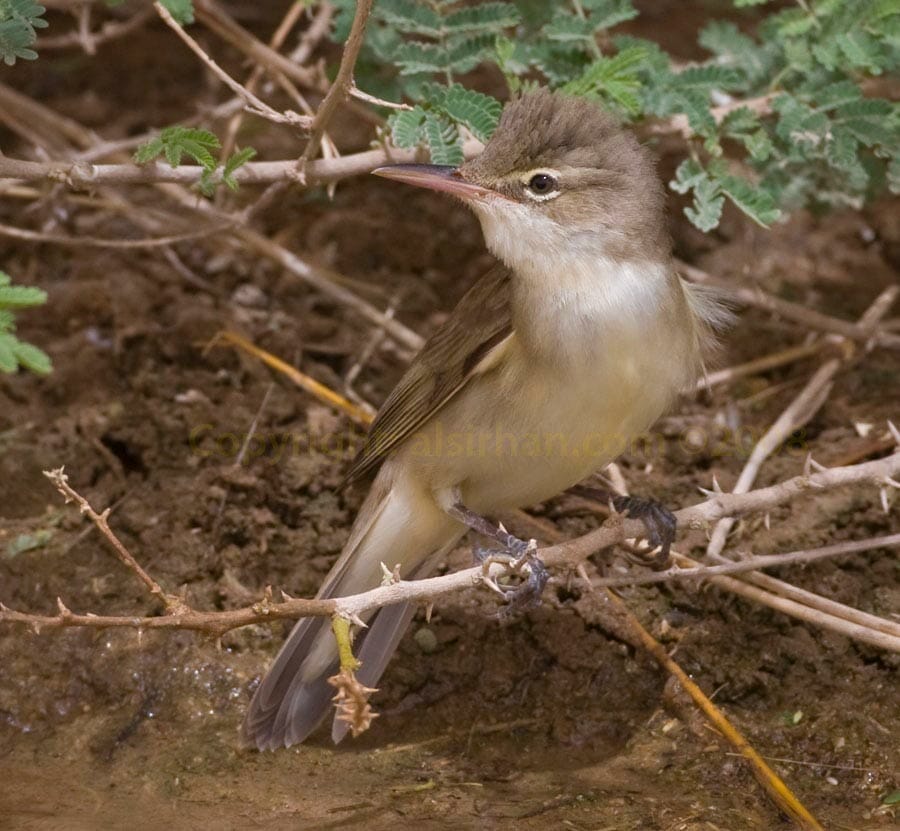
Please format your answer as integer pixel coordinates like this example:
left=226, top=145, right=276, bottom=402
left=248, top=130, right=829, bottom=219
left=242, top=88, right=728, bottom=750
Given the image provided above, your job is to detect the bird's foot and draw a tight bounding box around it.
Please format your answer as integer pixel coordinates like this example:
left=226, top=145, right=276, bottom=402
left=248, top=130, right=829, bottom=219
left=474, top=537, right=548, bottom=616
left=611, top=495, right=676, bottom=571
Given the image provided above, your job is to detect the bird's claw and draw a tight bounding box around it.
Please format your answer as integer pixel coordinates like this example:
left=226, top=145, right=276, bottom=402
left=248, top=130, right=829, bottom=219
left=611, top=495, right=676, bottom=571
left=473, top=537, right=548, bottom=615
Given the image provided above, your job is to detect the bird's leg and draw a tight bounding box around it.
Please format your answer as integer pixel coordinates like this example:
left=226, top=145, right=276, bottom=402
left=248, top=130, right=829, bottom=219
left=569, top=485, right=676, bottom=571
left=445, top=501, right=549, bottom=613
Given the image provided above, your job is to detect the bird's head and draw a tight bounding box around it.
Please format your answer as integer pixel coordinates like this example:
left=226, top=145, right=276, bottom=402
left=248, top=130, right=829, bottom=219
left=374, top=88, right=669, bottom=277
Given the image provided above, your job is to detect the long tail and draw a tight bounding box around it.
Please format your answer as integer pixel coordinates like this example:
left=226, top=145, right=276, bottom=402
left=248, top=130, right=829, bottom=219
left=242, top=465, right=462, bottom=750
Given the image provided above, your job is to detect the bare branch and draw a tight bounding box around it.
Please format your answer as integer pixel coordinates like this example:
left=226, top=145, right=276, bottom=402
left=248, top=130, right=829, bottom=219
left=0, top=140, right=485, bottom=188
left=593, top=533, right=900, bottom=590
left=0, top=218, right=235, bottom=248
left=3, top=454, right=897, bottom=640
left=37, top=6, right=155, bottom=50
left=706, top=286, right=897, bottom=558
left=41, top=468, right=187, bottom=613
left=303, top=0, right=375, bottom=165
left=154, top=2, right=311, bottom=130
left=680, top=259, right=900, bottom=349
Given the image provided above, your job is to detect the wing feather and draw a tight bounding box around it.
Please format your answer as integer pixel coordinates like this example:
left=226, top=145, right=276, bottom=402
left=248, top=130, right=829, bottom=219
left=344, top=264, right=513, bottom=485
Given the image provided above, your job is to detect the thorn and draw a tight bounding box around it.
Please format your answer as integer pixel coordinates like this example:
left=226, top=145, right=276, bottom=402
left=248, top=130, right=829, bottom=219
left=348, top=612, right=368, bottom=629
left=379, top=561, right=393, bottom=585
left=880, top=487, right=890, bottom=514
left=883, top=477, right=900, bottom=489
left=803, top=453, right=812, bottom=477
left=56, top=597, right=71, bottom=616
left=280, top=589, right=295, bottom=602
left=697, top=486, right=715, bottom=498
left=425, top=602, right=434, bottom=623
left=764, top=512, right=771, bottom=531
left=887, top=420, right=900, bottom=446
left=497, top=521, right=508, bottom=534
left=712, top=475, right=723, bottom=494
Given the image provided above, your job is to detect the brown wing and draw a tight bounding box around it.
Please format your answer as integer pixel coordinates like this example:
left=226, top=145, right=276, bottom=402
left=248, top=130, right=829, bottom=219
left=343, top=263, right=513, bottom=485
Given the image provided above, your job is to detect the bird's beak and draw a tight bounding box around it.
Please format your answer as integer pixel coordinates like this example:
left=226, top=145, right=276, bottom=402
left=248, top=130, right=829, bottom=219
left=372, top=164, right=496, bottom=200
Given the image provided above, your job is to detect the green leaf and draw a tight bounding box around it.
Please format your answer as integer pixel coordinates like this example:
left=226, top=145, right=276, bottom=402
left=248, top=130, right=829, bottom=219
left=221, top=146, right=257, bottom=191
left=813, top=80, right=862, bottom=111
left=0, top=0, right=47, bottom=65
left=0, top=283, right=47, bottom=308
left=12, top=340, right=51, bottom=374
left=389, top=106, right=428, bottom=147
left=442, top=2, right=519, bottom=33
left=423, top=111, right=463, bottom=165
left=562, top=46, right=647, bottom=114
left=685, top=177, right=724, bottom=232
left=719, top=175, right=781, bottom=226
left=445, top=32, right=497, bottom=73
left=669, top=158, right=706, bottom=194
left=440, top=85, right=502, bottom=142
left=0, top=333, right=16, bottom=373
left=377, top=0, right=442, bottom=37
left=835, top=30, right=883, bottom=73
left=544, top=12, right=595, bottom=43
left=133, top=126, right=220, bottom=170
left=721, top=105, right=761, bottom=135
left=159, top=0, right=194, bottom=26
left=581, top=0, right=638, bottom=31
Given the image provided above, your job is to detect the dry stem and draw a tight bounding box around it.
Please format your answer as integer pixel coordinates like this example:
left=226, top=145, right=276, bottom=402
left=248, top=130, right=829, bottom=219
left=3, top=453, right=897, bottom=638
left=302, top=0, right=374, bottom=165
left=153, top=2, right=310, bottom=130
left=705, top=286, right=897, bottom=558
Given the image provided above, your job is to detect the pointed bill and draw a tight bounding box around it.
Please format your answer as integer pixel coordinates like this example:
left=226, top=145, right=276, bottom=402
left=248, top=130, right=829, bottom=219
left=372, top=164, right=496, bottom=200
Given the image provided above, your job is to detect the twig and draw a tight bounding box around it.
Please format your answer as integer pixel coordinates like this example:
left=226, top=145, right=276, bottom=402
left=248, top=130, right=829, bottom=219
left=591, top=533, right=900, bottom=590
left=37, top=6, right=155, bottom=50
left=600, top=589, right=824, bottom=831
left=227, top=228, right=425, bottom=352
left=209, top=330, right=374, bottom=427
left=41, top=468, right=187, bottom=614
left=669, top=550, right=900, bottom=652
left=220, top=0, right=311, bottom=158
left=234, top=384, right=275, bottom=467
left=3, top=453, right=897, bottom=636
left=680, top=260, right=900, bottom=349
left=0, top=218, right=235, bottom=248
left=349, top=85, right=414, bottom=110
left=647, top=93, right=777, bottom=139
left=696, top=340, right=828, bottom=391
left=194, top=0, right=321, bottom=89
left=302, top=0, right=374, bottom=165
left=0, top=140, right=485, bottom=188
left=706, top=286, right=897, bottom=558
left=154, top=2, right=311, bottom=130
left=290, top=2, right=335, bottom=66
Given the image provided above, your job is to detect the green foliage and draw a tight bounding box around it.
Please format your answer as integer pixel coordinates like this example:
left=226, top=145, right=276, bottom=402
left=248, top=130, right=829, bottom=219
left=134, top=127, right=256, bottom=197
left=341, top=0, right=898, bottom=233
left=0, top=0, right=47, bottom=66
left=159, top=0, right=194, bottom=26
left=0, top=272, right=51, bottom=375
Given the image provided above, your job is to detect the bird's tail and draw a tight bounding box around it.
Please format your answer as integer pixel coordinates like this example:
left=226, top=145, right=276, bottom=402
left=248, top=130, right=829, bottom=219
left=242, top=466, right=462, bottom=750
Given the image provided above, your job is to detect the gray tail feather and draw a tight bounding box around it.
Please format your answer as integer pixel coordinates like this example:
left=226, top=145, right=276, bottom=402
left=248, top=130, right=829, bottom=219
left=242, top=600, right=416, bottom=750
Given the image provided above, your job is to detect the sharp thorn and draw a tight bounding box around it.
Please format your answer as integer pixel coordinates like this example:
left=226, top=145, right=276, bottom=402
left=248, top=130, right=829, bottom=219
left=887, top=420, right=900, bottom=446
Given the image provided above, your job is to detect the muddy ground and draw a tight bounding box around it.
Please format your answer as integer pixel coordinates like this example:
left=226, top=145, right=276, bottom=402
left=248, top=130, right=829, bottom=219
left=0, top=4, right=898, bottom=830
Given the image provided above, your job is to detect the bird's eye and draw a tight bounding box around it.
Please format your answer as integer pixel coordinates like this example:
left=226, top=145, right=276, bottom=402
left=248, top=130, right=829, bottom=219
left=527, top=173, right=557, bottom=195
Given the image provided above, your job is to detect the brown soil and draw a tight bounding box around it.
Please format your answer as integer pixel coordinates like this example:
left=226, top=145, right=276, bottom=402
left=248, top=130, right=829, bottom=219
left=1, top=5, right=898, bottom=831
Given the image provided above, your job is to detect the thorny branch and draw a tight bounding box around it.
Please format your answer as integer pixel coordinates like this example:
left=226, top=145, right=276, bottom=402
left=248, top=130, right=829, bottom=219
left=2, top=453, right=897, bottom=640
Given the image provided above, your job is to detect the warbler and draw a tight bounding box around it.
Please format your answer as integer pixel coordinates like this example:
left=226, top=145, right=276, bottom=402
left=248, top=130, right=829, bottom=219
left=243, top=89, right=726, bottom=750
